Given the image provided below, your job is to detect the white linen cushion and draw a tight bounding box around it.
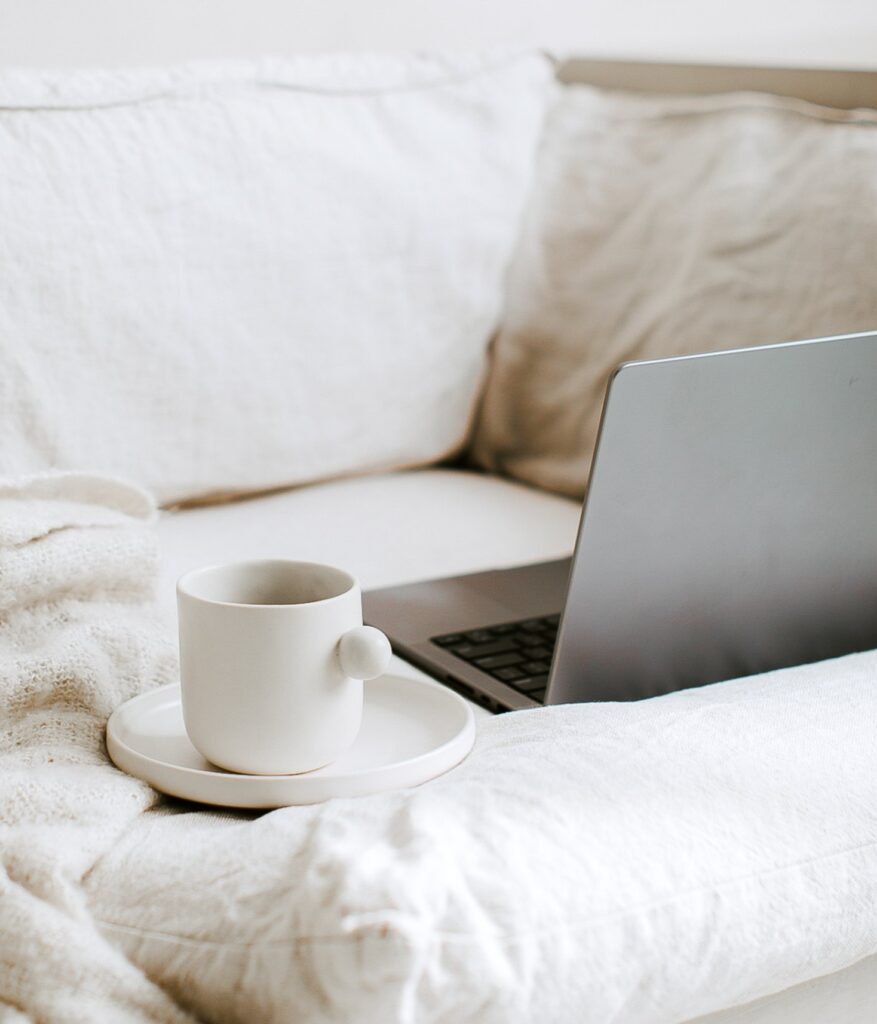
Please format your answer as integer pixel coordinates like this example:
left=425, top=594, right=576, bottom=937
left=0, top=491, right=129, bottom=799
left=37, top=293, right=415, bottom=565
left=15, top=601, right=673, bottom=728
left=86, top=647, right=877, bottom=1023
left=472, top=86, right=877, bottom=497
left=0, top=52, right=554, bottom=505
left=155, top=468, right=582, bottom=613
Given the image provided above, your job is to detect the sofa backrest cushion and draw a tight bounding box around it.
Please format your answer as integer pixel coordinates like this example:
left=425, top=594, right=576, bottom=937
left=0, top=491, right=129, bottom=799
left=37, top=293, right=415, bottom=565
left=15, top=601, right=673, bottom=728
left=471, top=85, right=877, bottom=498
left=0, top=53, right=554, bottom=505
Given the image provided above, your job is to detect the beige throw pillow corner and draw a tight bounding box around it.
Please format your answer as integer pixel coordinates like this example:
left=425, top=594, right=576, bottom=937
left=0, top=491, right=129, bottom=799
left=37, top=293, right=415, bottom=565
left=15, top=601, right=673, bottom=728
left=473, top=85, right=877, bottom=498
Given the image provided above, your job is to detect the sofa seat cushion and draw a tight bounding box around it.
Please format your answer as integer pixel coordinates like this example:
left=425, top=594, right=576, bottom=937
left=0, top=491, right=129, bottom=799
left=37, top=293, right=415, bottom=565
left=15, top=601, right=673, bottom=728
left=0, top=53, right=554, bottom=505
left=155, top=468, right=581, bottom=610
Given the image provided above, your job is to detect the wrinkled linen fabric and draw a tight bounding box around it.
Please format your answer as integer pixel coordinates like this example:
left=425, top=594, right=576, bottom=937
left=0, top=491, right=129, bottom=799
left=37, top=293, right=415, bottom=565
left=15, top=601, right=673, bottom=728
left=0, top=52, right=555, bottom=506
left=0, top=473, right=190, bottom=1022
left=3, top=473, right=877, bottom=1022
left=472, top=86, right=877, bottom=497
left=87, top=652, right=877, bottom=1024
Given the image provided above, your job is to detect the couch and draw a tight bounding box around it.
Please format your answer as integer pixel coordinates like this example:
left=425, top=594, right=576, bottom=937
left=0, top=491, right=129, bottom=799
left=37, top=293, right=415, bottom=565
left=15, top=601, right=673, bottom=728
left=2, top=50, right=877, bottom=1023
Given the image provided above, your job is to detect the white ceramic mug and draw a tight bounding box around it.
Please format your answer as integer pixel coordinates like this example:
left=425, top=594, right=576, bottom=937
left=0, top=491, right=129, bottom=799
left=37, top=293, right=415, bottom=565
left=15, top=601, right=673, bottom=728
left=177, top=559, right=392, bottom=775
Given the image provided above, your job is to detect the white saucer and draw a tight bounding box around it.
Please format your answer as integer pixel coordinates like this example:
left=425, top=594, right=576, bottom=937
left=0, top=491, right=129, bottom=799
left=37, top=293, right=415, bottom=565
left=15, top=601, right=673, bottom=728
left=106, top=674, right=475, bottom=808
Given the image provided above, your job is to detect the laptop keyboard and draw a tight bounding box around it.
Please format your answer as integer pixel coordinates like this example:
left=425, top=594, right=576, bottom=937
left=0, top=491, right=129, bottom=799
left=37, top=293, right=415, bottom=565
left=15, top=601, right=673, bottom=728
left=431, top=614, right=559, bottom=704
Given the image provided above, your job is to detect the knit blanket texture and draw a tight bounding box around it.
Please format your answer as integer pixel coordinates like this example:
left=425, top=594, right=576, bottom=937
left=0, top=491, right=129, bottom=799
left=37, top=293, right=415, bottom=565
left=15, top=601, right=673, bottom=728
left=2, top=472, right=877, bottom=1024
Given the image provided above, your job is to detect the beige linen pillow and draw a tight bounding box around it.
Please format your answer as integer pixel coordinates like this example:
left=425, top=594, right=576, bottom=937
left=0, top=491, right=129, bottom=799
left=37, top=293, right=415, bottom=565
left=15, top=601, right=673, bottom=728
left=472, top=86, right=877, bottom=497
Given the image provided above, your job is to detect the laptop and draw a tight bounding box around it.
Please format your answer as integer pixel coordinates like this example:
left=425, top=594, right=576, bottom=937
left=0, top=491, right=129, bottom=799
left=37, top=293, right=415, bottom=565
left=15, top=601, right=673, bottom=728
left=363, top=332, right=877, bottom=712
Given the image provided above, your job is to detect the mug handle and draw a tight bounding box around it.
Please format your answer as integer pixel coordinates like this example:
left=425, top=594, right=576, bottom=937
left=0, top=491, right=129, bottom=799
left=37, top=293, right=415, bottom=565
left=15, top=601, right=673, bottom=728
left=337, top=625, right=392, bottom=680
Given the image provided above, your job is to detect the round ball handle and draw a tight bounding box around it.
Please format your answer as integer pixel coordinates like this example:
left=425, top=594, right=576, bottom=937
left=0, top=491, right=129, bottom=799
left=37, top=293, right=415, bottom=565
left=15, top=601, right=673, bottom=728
left=337, top=626, right=392, bottom=680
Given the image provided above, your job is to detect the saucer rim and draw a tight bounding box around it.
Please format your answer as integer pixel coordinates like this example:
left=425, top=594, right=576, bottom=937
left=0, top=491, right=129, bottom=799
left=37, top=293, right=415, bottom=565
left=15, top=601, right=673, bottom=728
left=106, top=673, right=476, bottom=803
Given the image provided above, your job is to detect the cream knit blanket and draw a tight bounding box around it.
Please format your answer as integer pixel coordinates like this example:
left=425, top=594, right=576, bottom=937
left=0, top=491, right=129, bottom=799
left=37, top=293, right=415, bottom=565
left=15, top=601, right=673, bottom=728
left=0, top=473, right=190, bottom=1022
left=3, top=472, right=877, bottom=1024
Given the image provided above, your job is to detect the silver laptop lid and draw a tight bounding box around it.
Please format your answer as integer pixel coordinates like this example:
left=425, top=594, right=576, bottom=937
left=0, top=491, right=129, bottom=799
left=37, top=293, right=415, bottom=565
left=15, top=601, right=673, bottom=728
left=547, top=331, right=877, bottom=705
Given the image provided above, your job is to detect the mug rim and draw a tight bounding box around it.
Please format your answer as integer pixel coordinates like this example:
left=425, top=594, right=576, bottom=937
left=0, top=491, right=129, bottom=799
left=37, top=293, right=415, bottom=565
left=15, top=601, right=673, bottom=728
left=177, top=558, right=359, bottom=609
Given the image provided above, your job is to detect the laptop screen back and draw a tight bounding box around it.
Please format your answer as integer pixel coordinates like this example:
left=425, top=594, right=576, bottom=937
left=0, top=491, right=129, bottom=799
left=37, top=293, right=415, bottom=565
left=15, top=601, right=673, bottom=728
left=548, top=332, right=877, bottom=704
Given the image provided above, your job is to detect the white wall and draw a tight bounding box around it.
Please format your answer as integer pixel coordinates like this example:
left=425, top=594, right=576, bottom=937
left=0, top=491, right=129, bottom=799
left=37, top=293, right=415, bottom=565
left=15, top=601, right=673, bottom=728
left=0, top=0, right=876, bottom=70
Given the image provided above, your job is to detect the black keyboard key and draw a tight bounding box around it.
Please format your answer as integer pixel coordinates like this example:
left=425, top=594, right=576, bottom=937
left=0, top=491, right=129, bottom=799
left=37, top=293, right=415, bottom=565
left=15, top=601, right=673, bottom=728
left=446, top=638, right=519, bottom=660
left=475, top=652, right=526, bottom=670
left=520, top=619, right=547, bottom=632
left=494, top=666, right=525, bottom=682
left=514, top=674, right=549, bottom=694
left=528, top=645, right=553, bottom=660
left=518, top=634, right=544, bottom=648
left=464, top=629, right=494, bottom=644
left=435, top=615, right=559, bottom=696
left=433, top=633, right=463, bottom=647
left=522, top=660, right=551, bottom=674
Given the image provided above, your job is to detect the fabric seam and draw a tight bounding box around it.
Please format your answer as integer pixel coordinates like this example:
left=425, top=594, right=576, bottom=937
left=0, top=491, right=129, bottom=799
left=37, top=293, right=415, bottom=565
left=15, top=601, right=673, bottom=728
left=0, top=50, right=552, bottom=113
